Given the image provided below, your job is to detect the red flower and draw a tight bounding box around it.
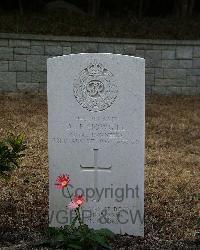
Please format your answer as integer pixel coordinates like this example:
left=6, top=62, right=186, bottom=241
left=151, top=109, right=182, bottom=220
left=55, top=174, right=70, bottom=189
left=68, top=195, right=85, bottom=209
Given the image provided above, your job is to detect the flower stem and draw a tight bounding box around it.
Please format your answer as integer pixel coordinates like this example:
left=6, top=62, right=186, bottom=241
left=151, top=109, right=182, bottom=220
left=66, top=187, right=83, bottom=228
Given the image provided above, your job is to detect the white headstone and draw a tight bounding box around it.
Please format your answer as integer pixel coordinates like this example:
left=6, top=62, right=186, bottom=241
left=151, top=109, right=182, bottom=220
left=48, top=53, right=145, bottom=236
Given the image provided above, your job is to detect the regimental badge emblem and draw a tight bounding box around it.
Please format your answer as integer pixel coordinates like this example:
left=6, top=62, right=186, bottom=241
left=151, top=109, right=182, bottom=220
left=73, top=60, right=118, bottom=112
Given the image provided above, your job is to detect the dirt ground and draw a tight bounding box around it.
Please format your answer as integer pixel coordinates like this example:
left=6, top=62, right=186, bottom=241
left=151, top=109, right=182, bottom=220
left=0, top=94, right=199, bottom=249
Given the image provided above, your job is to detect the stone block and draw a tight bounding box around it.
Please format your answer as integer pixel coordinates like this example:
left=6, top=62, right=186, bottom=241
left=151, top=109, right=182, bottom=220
left=14, top=47, right=30, bottom=55
left=31, top=45, right=44, bottom=55
left=113, top=44, right=124, bottom=54
left=0, top=61, right=8, bottom=71
left=0, top=39, right=9, bottom=46
left=145, top=86, right=152, bottom=94
left=176, top=47, right=193, bottom=59
left=187, top=69, right=200, bottom=76
left=0, top=47, right=13, bottom=60
left=181, top=86, right=200, bottom=95
left=27, top=55, right=48, bottom=71
left=32, top=71, right=47, bottom=83
left=146, top=58, right=161, bottom=68
left=179, top=60, right=192, bottom=68
left=72, top=43, right=98, bottom=53
left=136, top=44, right=153, bottom=50
left=14, top=54, right=27, bottom=61
left=45, top=45, right=63, bottom=56
left=187, top=76, right=200, bottom=86
left=145, top=50, right=161, bottom=67
left=162, top=50, right=175, bottom=59
left=98, top=43, right=114, bottom=53
left=146, top=50, right=162, bottom=60
left=155, top=68, right=163, bottom=78
left=162, top=60, right=179, bottom=68
left=17, top=82, right=39, bottom=93
left=31, top=40, right=44, bottom=46
left=152, top=85, right=168, bottom=95
left=0, top=72, right=16, bottom=91
left=9, top=61, right=26, bottom=72
left=145, top=68, right=154, bottom=74
left=9, top=39, right=30, bottom=48
left=155, top=78, right=185, bottom=86
left=17, top=72, right=31, bottom=82
left=164, top=69, right=186, bottom=79
left=135, top=50, right=145, bottom=58
left=145, top=73, right=154, bottom=82
left=63, top=46, right=71, bottom=55
left=39, top=82, right=47, bottom=95
left=193, top=58, right=200, bottom=68
left=124, top=44, right=136, bottom=55
left=193, top=47, right=200, bottom=57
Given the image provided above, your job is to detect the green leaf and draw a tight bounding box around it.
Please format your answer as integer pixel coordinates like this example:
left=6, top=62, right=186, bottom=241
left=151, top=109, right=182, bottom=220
left=67, top=244, right=82, bottom=249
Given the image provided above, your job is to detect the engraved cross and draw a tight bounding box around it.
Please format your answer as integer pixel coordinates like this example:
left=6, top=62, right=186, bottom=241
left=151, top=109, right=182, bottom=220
left=80, top=148, right=112, bottom=201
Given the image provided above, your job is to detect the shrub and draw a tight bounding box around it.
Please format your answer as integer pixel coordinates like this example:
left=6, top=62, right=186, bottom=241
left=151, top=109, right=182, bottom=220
left=0, top=133, right=27, bottom=178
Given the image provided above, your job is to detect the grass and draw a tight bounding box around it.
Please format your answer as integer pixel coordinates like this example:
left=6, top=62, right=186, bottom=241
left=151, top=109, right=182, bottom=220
left=0, top=94, right=199, bottom=247
left=1, top=11, right=200, bottom=39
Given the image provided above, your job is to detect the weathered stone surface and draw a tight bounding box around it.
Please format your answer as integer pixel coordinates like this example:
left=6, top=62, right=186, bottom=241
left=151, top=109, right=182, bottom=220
left=162, top=50, right=175, bottom=59
left=164, top=69, right=186, bottom=79
left=32, top=71, right=47, bottom=83
left=135, top=50, right=145, bottom=58
left=39, top=82, right=47, bottom=95
left=162, top=60, right=179, bottom=68
left=181, top=86, right=200, bottom=95
left=187, top=76, right=200, bottom=86
left=145, top=74, right=154, bottom=82
left=17, top=72, right=32, bottom=82
left=0, top=47, right=13, bottom=60
left=152, top=85, right=167, bottom=95
left=31, top=40, right=44, bottom=46
left=63, top=46, right=72, bottom=55
left=14, top=47, right=30, bottom=55
left=176, top=47, right=193, bottom=59
left=48, top=53, right=145, bottom=235
left=72, top=43, right=98, bottom=53
left=45, top=45, right=63, bottom=56
left=145, top=85, right=152, bottom=94
left=14, top=54, right=27, bottom=61
left=188, top=68, right=200, bottom=76
left=193, top=58, right=200, bottom=68
left=113, top=44, right=124, bottom=54
left=98, top=43, right=114, bottom=53
left=17, top=82, right=39, bottom=92
left=0, top=72, right=16, bottom=91
left=146, top=58, right=161, bottom=68
left=31, top=45, right=44, bottom=55
left=0, top=34, right=200, bottom=95
left=145, top=50, right=161, bottom=67
left=0, top=39, right=8, bottom=46
left=0, top=61, right=8, bottom=71
left=9, top=39, right=30, bottom=48
left=124, top=44, right=136, bottom=55
left=9, top=61, right=26, bottom=71
left=155, top=78, right=185, bottom=86
left=136, top=44, right=153, bottom=50
left=146, top=50, right=161, bottom=59
left=166, top=86, right=182, bottom=95
left=153, top=85, right=182, bottom=95
left=179, top=60, right=192, bottom=68
left=193, top=47, right=200, bottom=57
left=155, top=68, right=163, bottom=78
left=145, top=68, right=154, bottom=74
left=27, top=55, right=48, bottom=71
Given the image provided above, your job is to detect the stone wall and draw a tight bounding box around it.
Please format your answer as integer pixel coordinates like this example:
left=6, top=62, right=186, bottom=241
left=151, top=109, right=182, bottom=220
left=0, top=33, right=200, bottom=95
